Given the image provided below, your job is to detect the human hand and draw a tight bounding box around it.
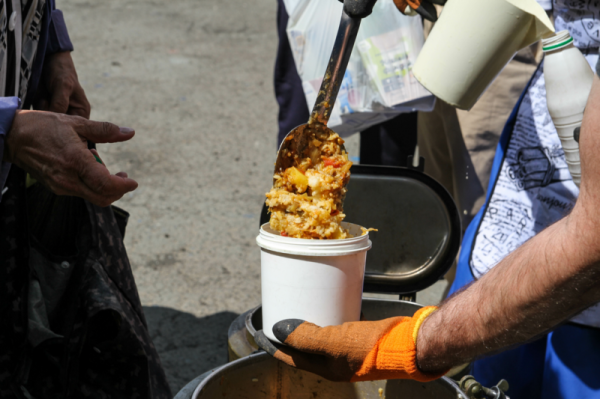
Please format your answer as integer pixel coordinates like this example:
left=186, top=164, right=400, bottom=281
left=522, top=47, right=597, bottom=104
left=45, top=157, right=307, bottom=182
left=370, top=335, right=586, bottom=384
left=255, top=306, right=446, bottom=382
left=34, top=51, right=91, bottom=118
left=4, top=110, right=138, bottom=207
left=392, top=0, right=446, bottom=22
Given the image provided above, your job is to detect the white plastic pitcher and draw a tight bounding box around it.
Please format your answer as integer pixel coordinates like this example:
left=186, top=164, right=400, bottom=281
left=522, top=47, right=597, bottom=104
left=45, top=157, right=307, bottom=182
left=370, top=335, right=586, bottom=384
left=413, top=0, right=554, bottom=110
left=256, top=223, right=372, bottom=343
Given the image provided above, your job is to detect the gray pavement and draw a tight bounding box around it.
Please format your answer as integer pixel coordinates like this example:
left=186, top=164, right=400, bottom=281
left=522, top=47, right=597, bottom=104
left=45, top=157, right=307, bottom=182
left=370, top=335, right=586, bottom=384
left=62, top=0, right=443, bottom=393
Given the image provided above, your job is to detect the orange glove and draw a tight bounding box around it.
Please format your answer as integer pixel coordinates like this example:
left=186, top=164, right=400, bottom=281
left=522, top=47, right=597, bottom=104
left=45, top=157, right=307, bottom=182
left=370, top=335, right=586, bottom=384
left=255, top=306, right=448, bottom=382
left=393, top=0, right=446, bottom=22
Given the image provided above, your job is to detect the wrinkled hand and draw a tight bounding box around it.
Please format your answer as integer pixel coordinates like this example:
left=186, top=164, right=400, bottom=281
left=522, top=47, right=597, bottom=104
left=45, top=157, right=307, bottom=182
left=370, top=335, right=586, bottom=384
left=34, top=51, right=91, bottom=118
left=4, top=110, right=138, bottom=207
left=392, top=0, right=446, bottom=22
left=255, top=306, right=446, bottom=382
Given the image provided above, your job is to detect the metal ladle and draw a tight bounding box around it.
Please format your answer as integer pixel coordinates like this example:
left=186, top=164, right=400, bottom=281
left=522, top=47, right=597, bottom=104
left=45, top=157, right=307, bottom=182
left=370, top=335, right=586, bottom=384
left=273, top=0, right=376, bottom=177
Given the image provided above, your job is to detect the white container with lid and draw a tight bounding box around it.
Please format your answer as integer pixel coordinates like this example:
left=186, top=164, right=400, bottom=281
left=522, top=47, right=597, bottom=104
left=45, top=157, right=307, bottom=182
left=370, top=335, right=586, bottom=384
left=543, top=30, right=594, bottom=187
left=256, top=222, right=372, bottom=343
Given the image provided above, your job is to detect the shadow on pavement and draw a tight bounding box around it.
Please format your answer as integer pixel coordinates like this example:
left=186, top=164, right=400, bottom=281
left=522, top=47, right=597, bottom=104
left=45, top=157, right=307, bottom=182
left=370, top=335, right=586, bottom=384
left=143, top=306, right=239, bottom=394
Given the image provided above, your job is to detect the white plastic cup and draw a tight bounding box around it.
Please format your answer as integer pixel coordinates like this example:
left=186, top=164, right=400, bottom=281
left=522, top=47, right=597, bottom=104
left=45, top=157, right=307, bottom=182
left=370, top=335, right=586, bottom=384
left=256, top=222, right=372, bottom=343
left=413, top=0, right=553, bottom=110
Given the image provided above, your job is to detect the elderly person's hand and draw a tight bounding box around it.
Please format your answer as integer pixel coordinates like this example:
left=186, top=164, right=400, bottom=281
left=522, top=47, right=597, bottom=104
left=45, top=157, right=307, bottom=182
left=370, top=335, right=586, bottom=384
left=255, top=306, right=448, bottom=382
left=34, top=51, right=91, bottom=118
left=3, top=111, right=137, bottom=207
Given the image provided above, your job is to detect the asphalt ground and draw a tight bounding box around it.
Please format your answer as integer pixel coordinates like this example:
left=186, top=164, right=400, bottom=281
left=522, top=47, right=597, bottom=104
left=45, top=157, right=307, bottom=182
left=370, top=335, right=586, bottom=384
left=62, top=0, right=445, bottom=392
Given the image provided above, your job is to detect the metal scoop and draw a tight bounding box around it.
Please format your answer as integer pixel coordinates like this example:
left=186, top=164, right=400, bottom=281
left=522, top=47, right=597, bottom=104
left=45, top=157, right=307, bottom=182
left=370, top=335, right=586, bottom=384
left=274, top=1, right=375, bottom=177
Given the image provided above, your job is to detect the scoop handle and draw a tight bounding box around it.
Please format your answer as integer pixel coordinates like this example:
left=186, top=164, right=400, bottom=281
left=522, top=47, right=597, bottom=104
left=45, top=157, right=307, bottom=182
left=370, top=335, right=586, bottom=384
left=309, top=8, right=362, bottom=126
left=343, top=0, right=378, bottom=18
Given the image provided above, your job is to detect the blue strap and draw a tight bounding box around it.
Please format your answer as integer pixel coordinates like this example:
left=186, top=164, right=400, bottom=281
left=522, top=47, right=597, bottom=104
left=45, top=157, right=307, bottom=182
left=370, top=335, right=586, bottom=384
left=449, top=63, right=543, bottom=295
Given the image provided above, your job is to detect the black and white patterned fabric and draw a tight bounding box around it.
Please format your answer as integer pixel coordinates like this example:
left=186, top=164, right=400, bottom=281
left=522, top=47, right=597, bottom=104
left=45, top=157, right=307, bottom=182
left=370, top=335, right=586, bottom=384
left=0, top=0, right=46, bottom=102
left=0, top=2, right=9, bottom=95
left=19, top=0, right=46, bottom=100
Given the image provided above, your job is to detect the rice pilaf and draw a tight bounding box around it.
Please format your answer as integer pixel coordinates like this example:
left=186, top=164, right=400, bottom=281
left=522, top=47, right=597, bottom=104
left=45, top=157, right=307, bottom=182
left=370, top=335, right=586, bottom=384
left=266, top=124, right=352, bottom=239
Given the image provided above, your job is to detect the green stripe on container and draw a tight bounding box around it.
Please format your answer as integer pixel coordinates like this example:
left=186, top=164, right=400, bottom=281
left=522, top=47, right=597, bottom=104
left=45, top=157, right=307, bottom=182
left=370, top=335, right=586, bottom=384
left=543, top=37, right=574, bottom=51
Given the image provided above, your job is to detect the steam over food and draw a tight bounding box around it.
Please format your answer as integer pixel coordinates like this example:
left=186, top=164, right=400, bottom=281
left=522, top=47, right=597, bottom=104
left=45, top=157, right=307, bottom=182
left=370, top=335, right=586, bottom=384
left=266, top=124, right=352, bottom=239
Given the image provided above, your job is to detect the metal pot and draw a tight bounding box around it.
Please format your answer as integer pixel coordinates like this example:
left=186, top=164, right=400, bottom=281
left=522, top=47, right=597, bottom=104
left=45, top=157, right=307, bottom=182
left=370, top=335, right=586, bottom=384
left=189, top=352, right=467, bottom=399
left=228, top=298, right=424, bottom=361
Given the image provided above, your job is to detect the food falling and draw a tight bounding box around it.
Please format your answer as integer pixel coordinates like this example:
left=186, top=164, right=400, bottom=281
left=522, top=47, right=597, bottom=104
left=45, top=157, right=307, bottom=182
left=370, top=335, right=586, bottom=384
left=266, top=123, right=353, bottom=239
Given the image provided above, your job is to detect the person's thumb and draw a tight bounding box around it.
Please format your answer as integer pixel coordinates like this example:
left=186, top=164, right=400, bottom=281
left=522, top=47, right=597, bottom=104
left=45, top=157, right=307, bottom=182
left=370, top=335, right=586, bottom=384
left=77, top=119, right=135, bottom=144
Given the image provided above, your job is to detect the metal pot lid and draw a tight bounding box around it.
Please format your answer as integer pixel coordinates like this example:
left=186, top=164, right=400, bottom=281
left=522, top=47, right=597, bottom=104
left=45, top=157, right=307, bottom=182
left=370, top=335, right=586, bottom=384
left=343, top=165, right=461, bottom=294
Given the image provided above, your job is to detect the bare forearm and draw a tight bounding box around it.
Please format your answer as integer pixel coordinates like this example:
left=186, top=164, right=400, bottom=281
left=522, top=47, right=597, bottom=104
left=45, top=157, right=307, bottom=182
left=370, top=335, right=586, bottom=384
left=415, top=79, right=600, bottom=373
left=415, top=208, right=600, bottom=373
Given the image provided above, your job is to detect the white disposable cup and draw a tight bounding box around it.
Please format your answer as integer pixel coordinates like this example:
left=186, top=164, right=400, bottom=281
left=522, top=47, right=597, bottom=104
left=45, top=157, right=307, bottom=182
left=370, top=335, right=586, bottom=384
left=256, top=222, right=372, bottom=343
left=413, top=0, right=553, bottom=110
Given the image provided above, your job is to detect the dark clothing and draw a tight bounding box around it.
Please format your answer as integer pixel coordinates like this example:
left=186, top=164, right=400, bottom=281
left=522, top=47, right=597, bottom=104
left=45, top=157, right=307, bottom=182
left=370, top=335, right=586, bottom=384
left=0, top=2, right=171, bottom=398
left=274, top=0, right=310, bottom=147
left=274, top=0, right=417, bottom=166
left=1, top=0, right=74, bottom=194
left=25, top=3, right=74, bottom=107
left=359, top=112, right=418, bottom=167
left=1, top=170, right=172, bottom=399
